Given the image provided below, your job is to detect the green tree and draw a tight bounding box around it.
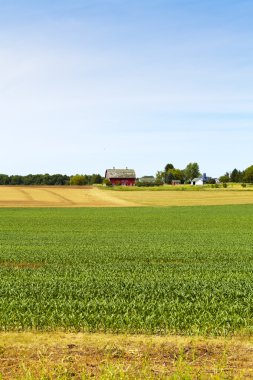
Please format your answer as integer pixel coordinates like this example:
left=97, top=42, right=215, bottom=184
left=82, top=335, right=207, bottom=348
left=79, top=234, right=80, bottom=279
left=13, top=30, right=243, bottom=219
left=103, top=178, right=112, bottom=186
left=70, top=174, right=88, bottom=186
left=90, top=174, right=103, bottom=184
left=219, top=172, right=230, bottom=183
left=243, top=165, right=253, bottom=183
left=164, top=163, right=174, bottom=172
left=0, top=174, right=9, bottom=185
left=230, top=168, right=244, bottom=183
left=9, top=175, right=23, bottom=185
left=230, top=168, right=238, bottom=182
left=156, top=171, right=165, bottom=183
left=166, top=169, right=184, bottom=184
left=184, top=162, right=200, bottom=181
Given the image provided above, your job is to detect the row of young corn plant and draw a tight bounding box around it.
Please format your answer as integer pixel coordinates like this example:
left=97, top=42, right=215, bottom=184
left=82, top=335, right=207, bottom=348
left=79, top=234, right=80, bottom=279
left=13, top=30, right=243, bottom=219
left=0, top=205, right=253, bottom=335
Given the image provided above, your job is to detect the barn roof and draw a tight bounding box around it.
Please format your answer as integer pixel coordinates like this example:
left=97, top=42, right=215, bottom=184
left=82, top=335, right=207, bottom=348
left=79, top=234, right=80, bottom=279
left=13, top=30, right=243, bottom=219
left=106, top=169, right=136, bottom=179
left=192, top=177, right=203, bottom=182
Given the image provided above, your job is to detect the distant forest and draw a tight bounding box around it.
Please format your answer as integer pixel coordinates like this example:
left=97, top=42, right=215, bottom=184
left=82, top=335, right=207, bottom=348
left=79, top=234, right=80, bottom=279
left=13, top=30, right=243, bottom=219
left=0, top=173, right=103, bottom=186
left=0, top=163, right=253, bottom=186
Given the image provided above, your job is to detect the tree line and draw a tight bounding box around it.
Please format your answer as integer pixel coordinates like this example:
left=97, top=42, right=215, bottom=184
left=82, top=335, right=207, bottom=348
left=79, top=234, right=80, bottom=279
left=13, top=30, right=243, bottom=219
left=0, top=163, right=253, bottom=186
left=219, top=166, right=253, bottom=183
left=157, top=163, right=253, bottom=184
left=0, top=173, right=103, bottom=186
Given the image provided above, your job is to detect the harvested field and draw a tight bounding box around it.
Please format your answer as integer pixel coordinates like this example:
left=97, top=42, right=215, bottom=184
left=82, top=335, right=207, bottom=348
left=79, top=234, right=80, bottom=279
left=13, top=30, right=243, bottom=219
left=0, top=186, right=136, bottom=207
left=110, top=188, right=253, bottom=206
left=0, top=186, right=253, bottom=207
left=0, top=332, right=253, bottom=379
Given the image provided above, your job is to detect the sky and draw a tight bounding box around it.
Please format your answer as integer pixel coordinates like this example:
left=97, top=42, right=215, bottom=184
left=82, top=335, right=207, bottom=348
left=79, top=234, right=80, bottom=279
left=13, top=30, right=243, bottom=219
left=0, top=0, right=252, bottom=178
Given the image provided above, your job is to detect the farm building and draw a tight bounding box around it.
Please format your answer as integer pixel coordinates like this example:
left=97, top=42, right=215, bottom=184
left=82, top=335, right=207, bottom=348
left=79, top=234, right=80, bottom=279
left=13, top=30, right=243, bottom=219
left=191, top=178, right=204, bottom=186
left=138, top=176, right=156, bottom=184
left=191, top=174, right=209, bottom=186
left=105, top=168, right=136, bottom=186
left=171, top=180, right=181, bottom=185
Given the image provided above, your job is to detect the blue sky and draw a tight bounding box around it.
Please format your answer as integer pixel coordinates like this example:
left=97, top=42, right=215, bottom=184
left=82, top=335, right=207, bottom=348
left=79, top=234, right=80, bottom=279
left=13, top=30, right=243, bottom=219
left=0, top=0, right=252, bottom=177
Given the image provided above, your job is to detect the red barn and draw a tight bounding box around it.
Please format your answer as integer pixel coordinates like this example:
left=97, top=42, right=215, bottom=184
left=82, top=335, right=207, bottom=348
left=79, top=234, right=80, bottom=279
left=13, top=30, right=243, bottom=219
left=105, top=168, right=136, bottom=186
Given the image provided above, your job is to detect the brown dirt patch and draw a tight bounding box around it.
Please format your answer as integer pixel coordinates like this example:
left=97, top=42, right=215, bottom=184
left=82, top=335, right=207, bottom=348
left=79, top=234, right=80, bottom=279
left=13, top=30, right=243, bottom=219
left=0, top=262, right=44, bottom=269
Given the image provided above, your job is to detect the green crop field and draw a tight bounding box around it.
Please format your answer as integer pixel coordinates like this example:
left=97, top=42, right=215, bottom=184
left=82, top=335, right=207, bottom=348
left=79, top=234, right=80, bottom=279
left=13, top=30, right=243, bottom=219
left=1, top=205, right=253, bottom=336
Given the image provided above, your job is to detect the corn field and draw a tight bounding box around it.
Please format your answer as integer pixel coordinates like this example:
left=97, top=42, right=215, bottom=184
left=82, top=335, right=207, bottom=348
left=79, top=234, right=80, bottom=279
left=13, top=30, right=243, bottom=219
left=0, top=205, right=253, bottom=335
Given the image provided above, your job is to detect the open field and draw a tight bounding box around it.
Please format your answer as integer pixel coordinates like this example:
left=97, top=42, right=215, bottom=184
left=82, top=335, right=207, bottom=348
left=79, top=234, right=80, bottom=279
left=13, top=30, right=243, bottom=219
left=0, top=186, right=136, bottom=208
left=1, top=205, right=253, bottom=379
left=106, top=187, right=253, bottom=206
left=1, top=332, right=253, bottom=379
left=1, top=205, right=253, bottom=335
left=0, top=186, right=253, bottom=207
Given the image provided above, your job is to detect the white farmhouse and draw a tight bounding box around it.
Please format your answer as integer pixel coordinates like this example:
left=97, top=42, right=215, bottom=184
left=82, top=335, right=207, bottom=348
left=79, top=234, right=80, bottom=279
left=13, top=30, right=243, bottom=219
left=191, top=177, right=204, bottom=186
